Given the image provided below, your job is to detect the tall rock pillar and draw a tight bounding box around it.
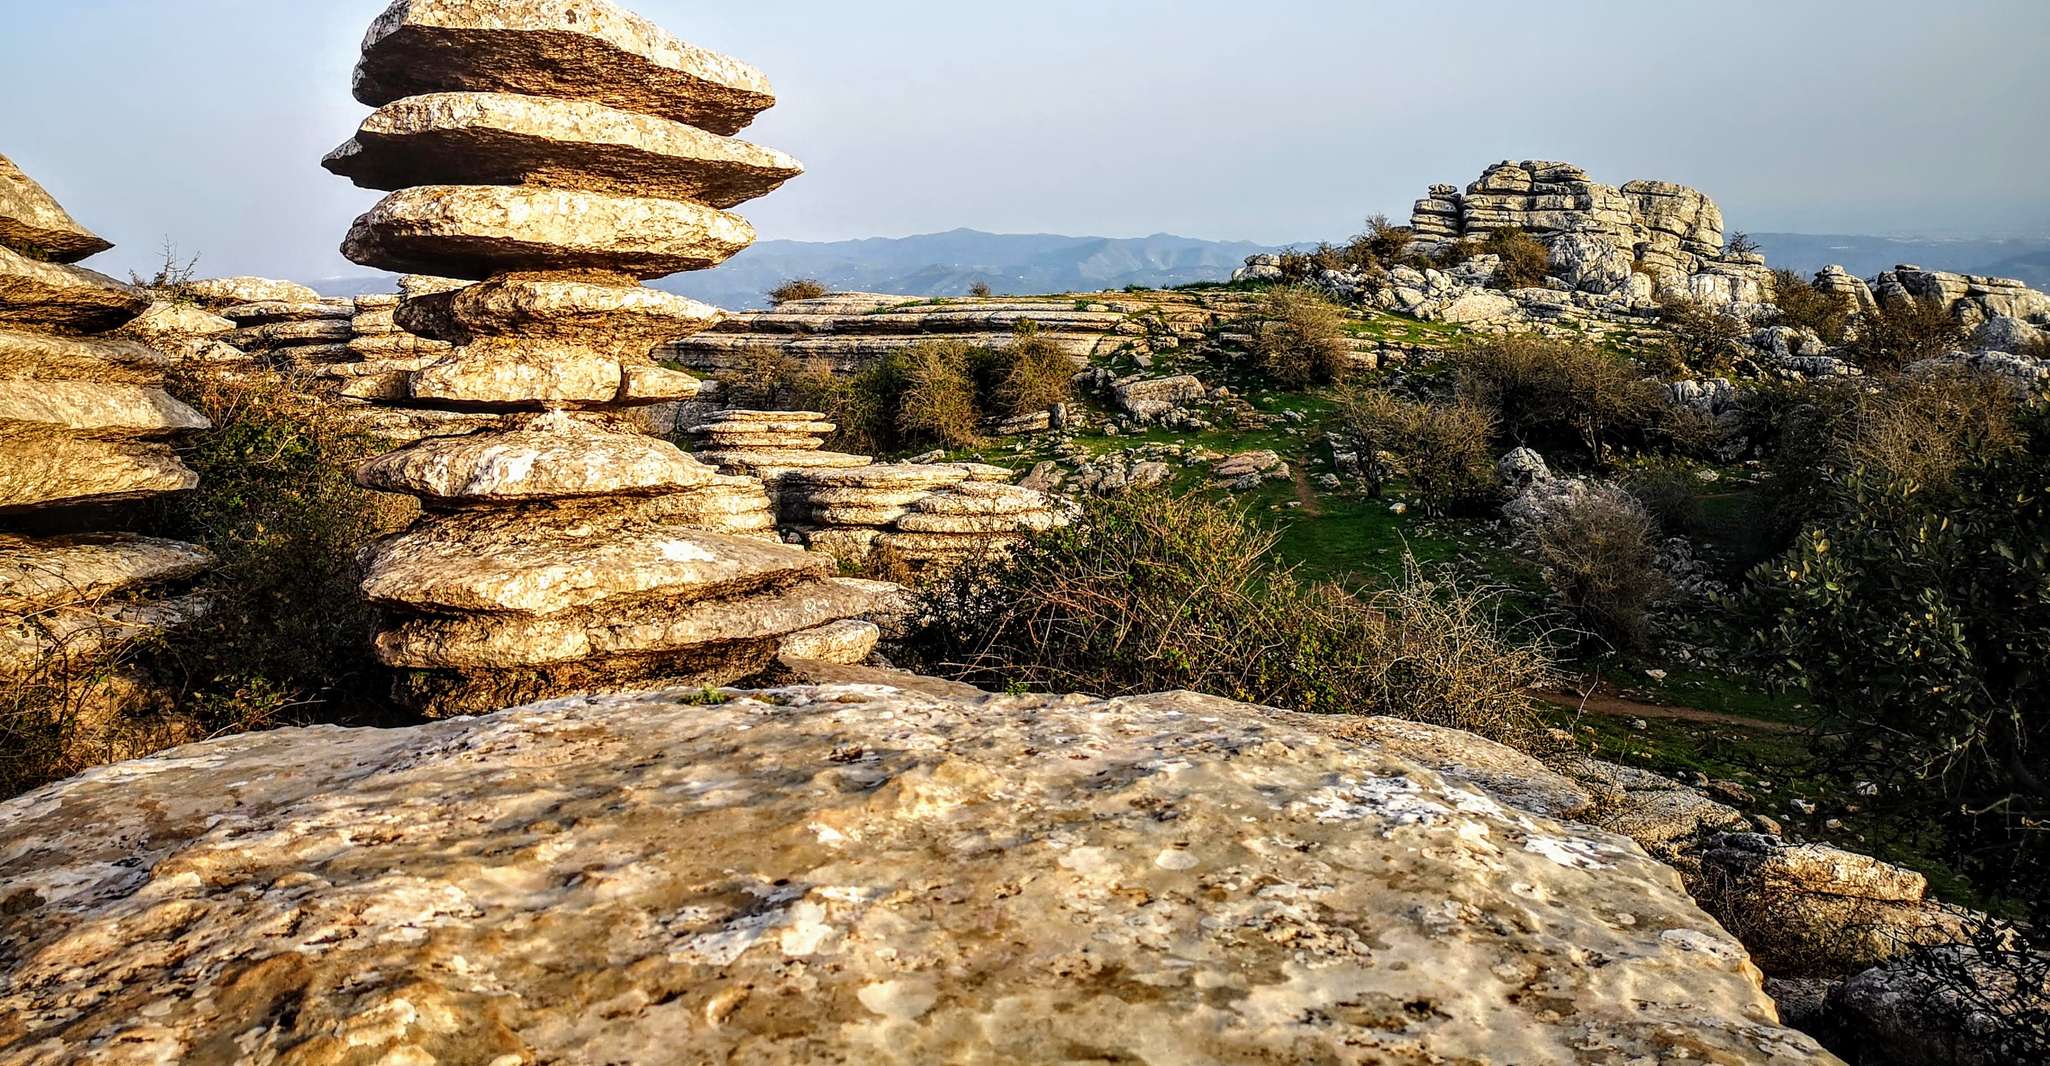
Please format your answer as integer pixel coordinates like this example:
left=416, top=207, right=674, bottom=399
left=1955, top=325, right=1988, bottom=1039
left=326, top=0, right=892, bottom=715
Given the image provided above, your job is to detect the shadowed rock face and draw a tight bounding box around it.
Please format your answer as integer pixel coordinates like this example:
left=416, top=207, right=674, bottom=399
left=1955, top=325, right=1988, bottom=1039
left=0, top=683, right=1842, bottom=1065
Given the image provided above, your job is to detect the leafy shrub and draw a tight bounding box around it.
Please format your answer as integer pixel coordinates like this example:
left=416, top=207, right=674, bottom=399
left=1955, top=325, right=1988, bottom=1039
left=1530, top=484, right=1668, bottom=651
left=767, top=278, right=829, bottom=305
left=1746, top=386, right=2048, bottom=926
left=1621, top=462, right=1708, bottom=536
left=969, top=280, right=993, bottom=297
left=1768, top=268, right=1853, bottom=345
left=993, top=321, right=1075, bottom=415
left=1483, top=227, right=1551, bottom=289
left=903, top=490, right=1550, bottom=743
left=1454, top=334, right=1666, bottom=463
left=150, top=368, right=410, bottom=724
left=1843, top=294, right=1967, bottom=373
left=894, top=340, right=982, bottom=449
left=1333, top=384, right=1496, bottom=511
left=1654, top=295, right=1750, bottom=376
left=1358, top=214, right=1415, bottom=265
left=832, top=352, right=909, bottom=455
left=1249, top=286, right=1351, bottom=387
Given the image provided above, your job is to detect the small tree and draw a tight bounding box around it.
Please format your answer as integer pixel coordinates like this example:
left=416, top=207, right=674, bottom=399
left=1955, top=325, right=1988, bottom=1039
left=1249, top=286, right=1351, bottom=387
left=1333, top=384, right=1496, bottom=511
left=1655, top=294, right=1750, bottom=375
left=767, top=278, right=829, bottom=305
left=969, top=280, right=993, bottom=298
left=1454, top=335, right=1665, bottom=464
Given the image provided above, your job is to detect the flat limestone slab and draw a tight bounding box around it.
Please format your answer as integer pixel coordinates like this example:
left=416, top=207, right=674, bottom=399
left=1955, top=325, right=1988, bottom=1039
left=362, top=508, right=828, bottom=614
left=0, top=381, right=209, bottom=439
left=0, top=153, right=112, bottom=263
left=356, top=413, right=717, bottom=504
left=353, top=0, right=776, bottom=136
left=0, top=329, right=170, bottom=384
left=407, top=343, right=625, bottom=407
left=396, top=275, right=721, bottom=346
left=376, top=575, right=889, bottom=668
left=224, top=320, right=354, bottom=349
left=343, top=185, right=755, bottom=280
left=0, top=246, right=149, bottom=333
left=218, top=300, right=354, bottom=325
left=326, top=92, right=801, bottom=208
left=0, top=533, right=214, bottom=612
left=0, top=436, right=197, bottom=513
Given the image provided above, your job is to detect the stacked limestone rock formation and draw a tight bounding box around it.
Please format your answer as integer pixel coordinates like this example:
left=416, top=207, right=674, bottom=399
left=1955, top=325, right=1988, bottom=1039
left=324, top=0, right=891, bottom=714
left=689, top=408, right=867, bottom=516
left=1400, top=160, right=1773, bottom=309
left=217, top=296, right=357, bottom=365
left=0, top=152, right=213, bottom=750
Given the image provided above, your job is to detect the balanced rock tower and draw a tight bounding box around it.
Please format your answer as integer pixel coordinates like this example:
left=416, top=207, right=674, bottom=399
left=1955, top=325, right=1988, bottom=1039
left=326, top=0, right=891, bottom=715
left=0, top=152, right=214, bottom=751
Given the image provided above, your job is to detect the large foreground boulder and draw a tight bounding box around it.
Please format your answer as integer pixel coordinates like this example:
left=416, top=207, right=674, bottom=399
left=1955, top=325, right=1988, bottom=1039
left=0, top=684, right=1837, bottom=1064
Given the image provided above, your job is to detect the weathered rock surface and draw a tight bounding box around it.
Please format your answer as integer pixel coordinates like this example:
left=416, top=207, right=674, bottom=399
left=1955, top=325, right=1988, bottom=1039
left=353, top=0, right=777, bottom=135
left=0, top=246, right=149, bottom=333
left=356, top=414, right=718, bottom=504
left=361, top=508, right=828, bottom=614
left=377, top=574, right=891, bottom=668
left=0, top=533, right=214, bottom=612
left=0, top=683, right=1838, bottom=1064
left=327, top=91, right=802, bottom=207
left=0, top=329, right=170, bottom=384
left=0, top=153, right=113, bottom=263
left=775, top=618, right=879, bottom=663
left=342, top=185, right=755, bottom=280
left=180, top=276, right=323, bottom=308
left=0, top=381, right=208, bottom=439
left=0, top=436, right=197, bottom=513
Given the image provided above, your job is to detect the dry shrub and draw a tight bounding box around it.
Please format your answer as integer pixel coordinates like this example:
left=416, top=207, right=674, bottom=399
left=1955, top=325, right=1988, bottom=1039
left=1530, top=484, right=1668, bottom=651
left=1483, top=227, right=1551, bottom=289
left=895, top=340, right=982, bottom=449
left=1333, top=383, right=1496, bottom=511
left=1454, top=334, right=1666, bottom=462
left=713, top=344, right=791, bottom=409
left=1846, top=366, right=2023, bottom=498
left=1250, top=286, right=1351, bottom=387
left=994, top=321, right=1075, bottom=415
left=969, top=280, right=993, bottom=297
left=767, top=278, right=829, bottom=305
left=904, top=489, right=1550, bottom=744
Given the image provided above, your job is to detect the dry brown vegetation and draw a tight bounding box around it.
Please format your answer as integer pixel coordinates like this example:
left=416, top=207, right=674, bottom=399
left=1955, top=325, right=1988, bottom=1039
left=767, top=277, right=829, bottom=304
left=1249, top=286, right=1351, bottom=387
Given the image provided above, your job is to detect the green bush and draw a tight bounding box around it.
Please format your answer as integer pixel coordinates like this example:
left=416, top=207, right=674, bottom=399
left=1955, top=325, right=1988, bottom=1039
left=1454, top=334, right=1666, bottom=463
left=1333, top=384, right=1497, bottom=511
left=1768, top=268, right=1853, bottom=345
left=1654, top=295, right=1750, bottom=376
left=903, top=490, right=1551, bottom=743
left=1530, top=484, right=1668, bottom=651
left=1483, top=227, right=1551, bottom=289
left=1249, top=286, right=1351, bottom=387
left=151, top=369, right=409, bottom=720
left=1843, top=293, right=1967, bottom=373
left=1745, top=384, right=2048, bottom=923
left=767, top=278, right=828, bottom=304
left=713, top=344, right=792, bottom=409
left=1621, top=462, right=1708, bottom=537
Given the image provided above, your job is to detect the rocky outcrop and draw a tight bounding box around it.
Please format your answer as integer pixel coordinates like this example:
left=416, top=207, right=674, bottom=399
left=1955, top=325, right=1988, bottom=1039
left=0, top=682, right=1840, bottom=1064
left=1874, top=264, right=2050, bottom=329
left=663, top=290, right=1231, bottom=375
left=0, top=155, right=213, bottom=759
left=327, top=0, right=893, bottom=715
left=1387, top=160, right=1775, bottom=315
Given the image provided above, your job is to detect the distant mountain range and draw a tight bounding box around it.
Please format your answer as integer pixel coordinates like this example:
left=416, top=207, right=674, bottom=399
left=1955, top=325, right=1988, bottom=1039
left=307, top=228, right=2050, bottom=305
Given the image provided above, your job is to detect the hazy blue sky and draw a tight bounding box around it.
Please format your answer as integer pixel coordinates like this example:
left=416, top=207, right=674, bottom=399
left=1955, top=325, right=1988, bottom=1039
left=4, top=0, right=2046, bottom=281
